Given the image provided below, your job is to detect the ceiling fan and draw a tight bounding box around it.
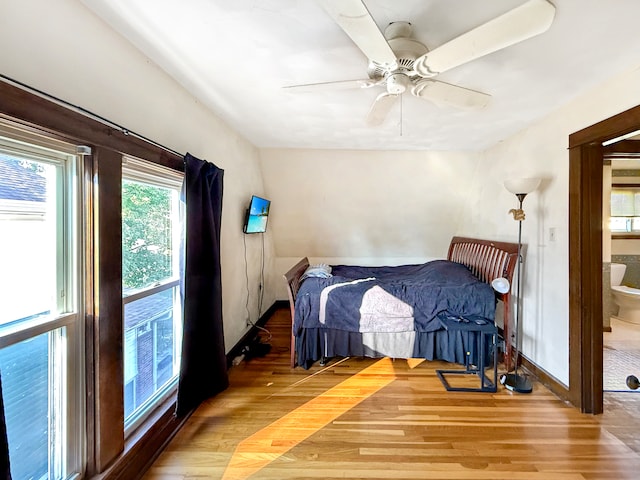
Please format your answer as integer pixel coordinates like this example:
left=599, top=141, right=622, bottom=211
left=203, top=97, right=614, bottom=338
left=284, top=0, right=555, bottom=126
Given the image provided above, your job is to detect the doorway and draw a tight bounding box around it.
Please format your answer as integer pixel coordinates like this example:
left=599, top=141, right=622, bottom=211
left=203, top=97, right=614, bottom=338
left=603, top=155, right=640, bottom=394
left=569, top=103, right=640, bottom=413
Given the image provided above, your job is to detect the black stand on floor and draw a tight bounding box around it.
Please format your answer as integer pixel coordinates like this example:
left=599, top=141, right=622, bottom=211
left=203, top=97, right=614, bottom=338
left=500, top=372, right=532, bottom=393
left=436, top=315, right=498, bottom=393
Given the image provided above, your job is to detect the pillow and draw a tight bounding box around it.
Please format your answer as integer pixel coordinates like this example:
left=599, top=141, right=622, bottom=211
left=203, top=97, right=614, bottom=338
left=301, top=263, right=332, bottom=281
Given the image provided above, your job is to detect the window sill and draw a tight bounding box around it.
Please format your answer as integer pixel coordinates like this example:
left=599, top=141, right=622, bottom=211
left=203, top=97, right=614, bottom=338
left=612, top=234, right=640, bottom=239
left=90, top=394, right=190, bottom=480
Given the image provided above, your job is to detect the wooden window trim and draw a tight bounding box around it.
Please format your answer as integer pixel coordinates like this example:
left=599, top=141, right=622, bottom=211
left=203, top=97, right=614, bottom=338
left=0, top=80, right=185, bottom=478
left=612, top=234, right=640, bottom=240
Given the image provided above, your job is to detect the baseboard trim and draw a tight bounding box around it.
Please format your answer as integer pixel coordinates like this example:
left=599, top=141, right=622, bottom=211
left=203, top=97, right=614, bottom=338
left=226, top=301, right=286, bottom=366
left=520, top=354, right=572, bottom=405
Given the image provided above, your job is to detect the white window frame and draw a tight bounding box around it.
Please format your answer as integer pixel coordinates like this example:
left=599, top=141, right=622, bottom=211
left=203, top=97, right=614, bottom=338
left=0, top=121, right=84, bottom=480
left=121, top=155, right=183, bottom=435
left=610, top=185, right=640, bottom=235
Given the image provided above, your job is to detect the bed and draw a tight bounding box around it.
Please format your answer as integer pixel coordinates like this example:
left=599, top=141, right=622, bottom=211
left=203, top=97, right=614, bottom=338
left=284, top=237, right=519, bottom=370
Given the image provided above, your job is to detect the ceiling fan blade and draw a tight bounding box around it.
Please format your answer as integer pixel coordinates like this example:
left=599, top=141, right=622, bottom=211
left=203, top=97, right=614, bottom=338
left=411, top=80, right=490, bottom=110
left=283, top=78, right=381, bottom=93
left=366, top=92, right=399, bottom=126
left=317, top=0, right=397, bottom=69
left=414, top=0, right=555, bottom=77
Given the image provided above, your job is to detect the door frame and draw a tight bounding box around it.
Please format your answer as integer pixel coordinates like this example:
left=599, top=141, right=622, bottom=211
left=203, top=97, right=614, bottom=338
left=569, top=104, right=640, bottom=413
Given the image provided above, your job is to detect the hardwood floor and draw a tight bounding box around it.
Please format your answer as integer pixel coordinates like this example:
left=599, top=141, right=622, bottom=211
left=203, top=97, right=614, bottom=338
left=143, top=308, right=640, bottom=479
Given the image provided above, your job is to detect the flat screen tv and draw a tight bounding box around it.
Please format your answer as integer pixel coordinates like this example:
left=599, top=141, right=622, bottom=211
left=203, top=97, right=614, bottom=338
left=243, top=195, right=271, bottom=234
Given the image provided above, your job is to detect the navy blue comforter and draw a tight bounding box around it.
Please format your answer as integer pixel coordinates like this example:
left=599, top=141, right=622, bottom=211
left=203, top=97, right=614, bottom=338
left=293, top=260, right=495, bottom=335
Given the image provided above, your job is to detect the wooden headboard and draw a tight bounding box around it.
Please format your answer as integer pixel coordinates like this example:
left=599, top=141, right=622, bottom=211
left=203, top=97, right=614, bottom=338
left=448, top=236, right=519, bottom=302
left=448, top=237, right=520, bottom=370
left=283, top=237, right=520, bottom=369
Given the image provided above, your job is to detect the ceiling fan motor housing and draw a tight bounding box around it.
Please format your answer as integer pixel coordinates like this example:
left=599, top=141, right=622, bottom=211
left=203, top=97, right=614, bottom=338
left=368, top=21, right=429, bottom=92
left=387, top=37, right=429, bottom=69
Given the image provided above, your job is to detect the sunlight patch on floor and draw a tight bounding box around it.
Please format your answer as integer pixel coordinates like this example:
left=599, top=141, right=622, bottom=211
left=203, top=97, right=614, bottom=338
left=221, top=357, right=424, bottom=480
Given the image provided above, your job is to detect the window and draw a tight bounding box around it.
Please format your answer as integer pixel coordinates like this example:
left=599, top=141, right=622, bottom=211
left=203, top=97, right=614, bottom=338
left=610, top=185, right=640, bottom=234
left=122, top=156, right=183, bottom=432
left=0, top=125, right=83, bottom=479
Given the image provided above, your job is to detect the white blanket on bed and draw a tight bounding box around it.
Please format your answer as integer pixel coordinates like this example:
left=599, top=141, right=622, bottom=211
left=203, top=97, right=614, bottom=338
left=319, top=281, right=415, bottom=333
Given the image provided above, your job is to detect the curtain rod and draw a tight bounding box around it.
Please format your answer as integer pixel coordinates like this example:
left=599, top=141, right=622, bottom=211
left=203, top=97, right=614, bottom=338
left=0, top=73, right=184, bottom=158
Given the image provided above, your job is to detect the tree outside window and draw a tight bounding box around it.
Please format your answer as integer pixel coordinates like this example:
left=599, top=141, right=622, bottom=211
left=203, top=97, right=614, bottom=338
left=121, top=165, right=182, bottom=430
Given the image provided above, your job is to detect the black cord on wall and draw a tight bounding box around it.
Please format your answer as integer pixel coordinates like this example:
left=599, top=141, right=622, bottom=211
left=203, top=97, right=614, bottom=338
left=242, top=232, right=271, bottom=342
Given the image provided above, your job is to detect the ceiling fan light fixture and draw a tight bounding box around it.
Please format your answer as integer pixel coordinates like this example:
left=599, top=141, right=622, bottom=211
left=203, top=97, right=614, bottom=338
left=386, top=73, right=409, bottom=94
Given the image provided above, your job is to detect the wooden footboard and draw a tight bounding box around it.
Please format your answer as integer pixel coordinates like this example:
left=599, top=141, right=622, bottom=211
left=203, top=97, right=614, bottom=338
left=284, top=237, right=520, bottom=369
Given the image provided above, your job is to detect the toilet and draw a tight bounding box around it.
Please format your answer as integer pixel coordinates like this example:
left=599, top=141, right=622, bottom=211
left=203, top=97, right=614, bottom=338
left=610, top=263, right=640, bottom=325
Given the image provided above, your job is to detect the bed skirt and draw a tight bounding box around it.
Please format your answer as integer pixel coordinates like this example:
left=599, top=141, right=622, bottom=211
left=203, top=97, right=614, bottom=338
left=295, top=328, right=493, bottom=370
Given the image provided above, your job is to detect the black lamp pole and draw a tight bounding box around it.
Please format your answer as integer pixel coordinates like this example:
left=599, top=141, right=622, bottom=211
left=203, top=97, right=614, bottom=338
left=501, top=193, right=533, bottom=393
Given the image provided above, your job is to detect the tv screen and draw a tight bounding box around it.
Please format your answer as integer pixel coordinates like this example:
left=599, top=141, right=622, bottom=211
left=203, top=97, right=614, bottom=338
left=243, top=195, right=271, bottom=234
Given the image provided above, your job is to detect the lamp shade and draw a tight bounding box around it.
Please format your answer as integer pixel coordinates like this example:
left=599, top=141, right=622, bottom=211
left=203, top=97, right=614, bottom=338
left=491, top=277, right=510, bottom=294
left=504, top=178, right=541, bottom=195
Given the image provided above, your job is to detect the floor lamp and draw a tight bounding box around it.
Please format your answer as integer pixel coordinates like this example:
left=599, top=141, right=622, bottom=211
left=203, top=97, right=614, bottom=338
left=501, top=177, right=541, bottom=394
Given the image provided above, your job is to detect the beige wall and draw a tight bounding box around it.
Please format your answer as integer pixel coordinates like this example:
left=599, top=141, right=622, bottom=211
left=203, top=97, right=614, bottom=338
left=612, top=240, right=640, bottom=255
left=459, top=65, right=640, bottom=385
left=0, top=0, right=276, bottom=351
left=260, top=148, right=483, bottom=298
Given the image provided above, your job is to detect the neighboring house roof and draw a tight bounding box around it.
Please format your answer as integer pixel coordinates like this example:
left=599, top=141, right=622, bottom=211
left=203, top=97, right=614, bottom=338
left=124, top=289, right=175, bottom=330
left=0, top=155, right=46, bottom=202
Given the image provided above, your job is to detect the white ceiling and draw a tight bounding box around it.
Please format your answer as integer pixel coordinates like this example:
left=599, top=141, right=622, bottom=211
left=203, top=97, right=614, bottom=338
left=82, top=0, right=640, bottom=151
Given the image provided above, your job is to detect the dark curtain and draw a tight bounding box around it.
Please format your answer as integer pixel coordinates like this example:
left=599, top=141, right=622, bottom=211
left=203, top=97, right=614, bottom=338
left=0, top=373, right=11, bottom=479
left=176, top=153, right=228, bottom=417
